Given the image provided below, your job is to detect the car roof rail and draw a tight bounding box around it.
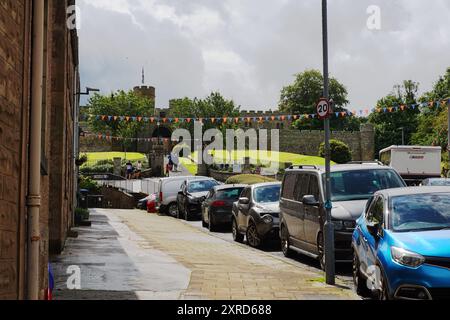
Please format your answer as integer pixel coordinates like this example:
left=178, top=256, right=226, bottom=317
left=288, top=165, right=320, bottom=170
left=347, top=161, right=384, bottom=166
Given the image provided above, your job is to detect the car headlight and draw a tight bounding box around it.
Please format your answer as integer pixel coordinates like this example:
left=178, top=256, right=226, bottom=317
left=391, top=247, right=425, bottom=268
left=262, top=215, right=274, bottom=224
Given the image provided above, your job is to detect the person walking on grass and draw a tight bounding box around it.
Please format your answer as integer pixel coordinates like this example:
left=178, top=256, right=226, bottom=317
left=126, top=160, right=133, bottom=179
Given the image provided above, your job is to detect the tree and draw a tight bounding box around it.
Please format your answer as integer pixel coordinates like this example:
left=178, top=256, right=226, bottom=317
left=279, top=69, right=359, bottom=131
left=368, top=81, right=421, bottom=154
left=85, top=90, right=155, bottom=152
left=170, top=92, right=241, bottom=135
left=319, top=139, right=352, bottom=164
left=411, top=67, right=450, bottom=148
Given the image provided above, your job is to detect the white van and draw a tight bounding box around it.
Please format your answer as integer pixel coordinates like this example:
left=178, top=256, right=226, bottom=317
left=157, top=176, right=208, bottom=217
left=379, top=145, right=442, bottom=185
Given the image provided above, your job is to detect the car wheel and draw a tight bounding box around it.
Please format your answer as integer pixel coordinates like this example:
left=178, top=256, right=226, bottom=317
left=167, top=203, right=178, bottom=218
left=208, top=214, right=217, bottom=232
left=353, top=253, right=371, bottom=298
left=246, top=222, right=261, bottom=248
left=318, top=233, right=326, bottom=271
left=376, top=267, right=390, bottom=300
left=202, top=214, right=208, bottom=228
left=232, top=219, right=244, bottom=243
left=184, top=204, right=191, bottom=221
left=281, top=225, right=293, bottom=258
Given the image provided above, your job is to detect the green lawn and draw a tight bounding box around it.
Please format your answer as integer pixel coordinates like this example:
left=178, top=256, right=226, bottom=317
left=179, top=157, right=198, bottom=175
left=191, top=150, right=331, bottom=167
left=85, top=152, right=147, bottom=162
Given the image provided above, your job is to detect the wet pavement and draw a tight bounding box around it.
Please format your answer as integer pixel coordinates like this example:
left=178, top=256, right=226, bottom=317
left=51, top=211, right=191, bottom=300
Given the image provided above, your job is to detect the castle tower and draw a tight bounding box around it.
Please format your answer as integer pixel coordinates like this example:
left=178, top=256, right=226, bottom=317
left=133, top=85, right=156, bottom=101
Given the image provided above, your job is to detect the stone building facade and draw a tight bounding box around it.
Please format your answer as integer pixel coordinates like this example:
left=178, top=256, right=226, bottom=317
left=0, top=0, right=79, bottom=300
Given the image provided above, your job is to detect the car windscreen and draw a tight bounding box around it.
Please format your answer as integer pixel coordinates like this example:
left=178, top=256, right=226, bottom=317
left=216, top=188, right=245, bottom=201
left=429, top=179, right=450, bottom=186
left=390, top=193, right=450, bottom=232
left=254, top=185, right=281, bottom=203
left=328, top=169, right=405, bottom=201
left=188, top=180, right=218, bottom=193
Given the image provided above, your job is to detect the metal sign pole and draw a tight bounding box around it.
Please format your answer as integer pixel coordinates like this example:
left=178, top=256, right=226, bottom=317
left=322, top=0, right=335, bottom=285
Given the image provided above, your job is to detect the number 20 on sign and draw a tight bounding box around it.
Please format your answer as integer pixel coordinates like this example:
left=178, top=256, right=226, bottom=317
left=317, top=98, right=331, bottom=120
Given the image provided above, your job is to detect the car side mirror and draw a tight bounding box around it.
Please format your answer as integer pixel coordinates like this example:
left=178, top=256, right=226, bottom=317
left=302, top=195, right=319, bottom=206
left=239, top=197, right=250, bottom=205
left=367, top=222, right=381, bottom=238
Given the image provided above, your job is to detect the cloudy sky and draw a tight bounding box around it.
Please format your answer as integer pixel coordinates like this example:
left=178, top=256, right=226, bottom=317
left=78, top=0, right=450, bottom=111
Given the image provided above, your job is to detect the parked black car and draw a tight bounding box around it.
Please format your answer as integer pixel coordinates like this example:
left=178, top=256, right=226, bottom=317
left=232, top=182, right=282, bottom=248
left=201, top=184, right=247, bottom=232
left=177, top=178, right=220, bottom=221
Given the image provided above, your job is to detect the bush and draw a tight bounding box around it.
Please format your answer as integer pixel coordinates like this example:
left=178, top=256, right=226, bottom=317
left=319, top=139, right=352, bottom=164
left=79, top=176, right=101, bottom=194
left=225, top=174, right=278, bottom=185
left=75, top=208, right=89, bottom=223
left=80, top=163, right=114, bottom=174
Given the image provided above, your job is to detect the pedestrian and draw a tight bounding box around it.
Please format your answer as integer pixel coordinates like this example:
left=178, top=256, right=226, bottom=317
left=136, top=160, right=142, bottom=179
left=126, top=160, right=133, bottom=179
left=171, top=151, right=179, bottom=172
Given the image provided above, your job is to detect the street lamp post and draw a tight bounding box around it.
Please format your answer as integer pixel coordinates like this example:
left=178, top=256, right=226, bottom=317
left=322, top=0, right=335, bottom=285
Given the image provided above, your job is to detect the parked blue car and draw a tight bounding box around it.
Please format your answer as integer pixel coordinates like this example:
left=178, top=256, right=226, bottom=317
left=352, top=186, right=450, bottom=300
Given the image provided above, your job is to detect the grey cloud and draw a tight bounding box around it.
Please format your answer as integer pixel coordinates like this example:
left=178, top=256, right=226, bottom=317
left=79, top=0, right=450, bottom=111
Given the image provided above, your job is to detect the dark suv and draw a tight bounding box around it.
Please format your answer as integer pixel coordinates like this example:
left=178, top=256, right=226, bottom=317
left=279, top=163, right=406, bottom=269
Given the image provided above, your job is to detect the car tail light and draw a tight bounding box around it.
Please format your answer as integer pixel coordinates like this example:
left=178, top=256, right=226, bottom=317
left=212, top=200, right=226, bottom=207
left=159, top=192, right=163, bottom=203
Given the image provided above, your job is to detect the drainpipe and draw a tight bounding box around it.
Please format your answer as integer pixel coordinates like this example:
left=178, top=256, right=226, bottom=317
left=27, top=0, right=45, bottom=300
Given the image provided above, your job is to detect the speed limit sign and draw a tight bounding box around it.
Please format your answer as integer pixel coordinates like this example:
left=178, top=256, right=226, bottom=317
left=317, top=98, right=331, bottom=120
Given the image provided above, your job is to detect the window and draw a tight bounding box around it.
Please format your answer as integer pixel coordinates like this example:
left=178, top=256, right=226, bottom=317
left=367, top=197, right=384, bottom=225
left=390, top=193, right=450, bottom=232
left=328, top=169, right=405, bottom=202
left=309, top=175, right=320, bottom=201
left=282, top=173, right=296, bottom=200
left=294, top=174, right=310, bottom=202
left=216, top=188, right=245, bottom=200
left=254, top=185, right=281, bottom=203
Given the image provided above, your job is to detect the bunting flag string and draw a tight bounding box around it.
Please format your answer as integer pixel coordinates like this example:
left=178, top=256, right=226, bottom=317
left=83, top=132, right=175, bottom=143
left=81, top=99, right=450, bottom=125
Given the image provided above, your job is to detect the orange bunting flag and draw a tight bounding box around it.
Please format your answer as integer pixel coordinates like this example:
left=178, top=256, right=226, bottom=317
left=114, top=116, right=118, bottom=121
left=186, top=118, right=191, bottom=123
left=341, top=112, right=346, bottom=117
left=400, top=105, right=405, bottom=111
left=125, top=116, right=130, bottom=122
left=163, top=118, right=168, bottom=123
left=271, top=116, right=276, bottom=121
left=281, top=116, right=286, bottom=121
left=175, top=118, right=179, bottom=123
left=150, top=117, right=155, bottom=123
left=211, top=118, right=215, bottom=123
left=137, top=117, right=142, bottom=122
left=429, top=101, right=434, bottom=108
left=388, top=108, right=393, bottom=113
left=223, top=117, right=228, bottom=123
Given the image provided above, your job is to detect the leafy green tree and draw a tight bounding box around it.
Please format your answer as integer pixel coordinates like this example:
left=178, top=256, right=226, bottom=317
left=319, top=139, right=352, bottom=164
left=85, top=90, right=155, bottom=152
left=411, top=67, right=450, bottom=148
left=279, top=69, right=359, bottom=131
left=86, top=90, right=154, bottom=134
left=170, top=92, right=241, bottom=135
left=369, top=81, right=421, bottom=154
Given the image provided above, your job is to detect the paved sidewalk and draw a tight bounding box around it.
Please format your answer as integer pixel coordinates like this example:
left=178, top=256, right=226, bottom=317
left=113, top=209, right=358, bottom=300
left=51, top=210, right=191, bottom=300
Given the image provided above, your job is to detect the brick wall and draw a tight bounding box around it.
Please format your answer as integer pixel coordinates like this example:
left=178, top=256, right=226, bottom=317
left=0, top=0, right=28, bottom=300
left=0, top=0, right=79, bottom=299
